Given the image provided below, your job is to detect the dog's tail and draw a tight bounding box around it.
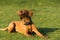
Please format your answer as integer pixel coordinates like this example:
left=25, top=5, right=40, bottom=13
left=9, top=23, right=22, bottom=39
left=0, top=27, right=8, bottom=31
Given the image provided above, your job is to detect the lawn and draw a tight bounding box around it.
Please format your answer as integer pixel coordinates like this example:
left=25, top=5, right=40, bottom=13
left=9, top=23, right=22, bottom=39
left=0, top=0, right=60, bottom=40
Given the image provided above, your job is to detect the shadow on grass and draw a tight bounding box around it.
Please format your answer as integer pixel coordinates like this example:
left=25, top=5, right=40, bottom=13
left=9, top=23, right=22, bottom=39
left=37, top=28, right=60, bottom=35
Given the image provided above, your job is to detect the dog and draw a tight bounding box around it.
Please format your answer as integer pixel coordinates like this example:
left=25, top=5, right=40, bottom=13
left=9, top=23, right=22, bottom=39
left=0, top=10, right=48, bottom=39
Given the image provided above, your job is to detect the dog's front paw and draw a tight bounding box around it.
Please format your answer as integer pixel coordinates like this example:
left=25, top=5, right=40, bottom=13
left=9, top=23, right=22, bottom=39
left=44, top=36, right=48, bottom=39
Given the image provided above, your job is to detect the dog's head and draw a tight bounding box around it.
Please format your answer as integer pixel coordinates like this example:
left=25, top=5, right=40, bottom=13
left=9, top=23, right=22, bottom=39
left=18, top=10, right=33, bottom=25
left=18, top=10, right=33, bottom=19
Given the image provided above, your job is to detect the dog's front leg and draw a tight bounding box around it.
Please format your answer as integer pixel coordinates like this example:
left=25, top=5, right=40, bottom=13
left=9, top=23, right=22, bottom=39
left=24, top=33, right=34, bottom=38
left=32, top=24, right=48, bottom=39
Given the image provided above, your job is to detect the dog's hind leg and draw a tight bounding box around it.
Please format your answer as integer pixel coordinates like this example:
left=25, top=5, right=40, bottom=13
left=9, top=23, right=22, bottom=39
left=0, top=22, right=15, bottom=33
left=7, top=22, right=15, bottom=33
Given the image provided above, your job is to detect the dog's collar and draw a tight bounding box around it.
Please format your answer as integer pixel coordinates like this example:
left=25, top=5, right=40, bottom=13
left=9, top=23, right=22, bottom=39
left=24, top=20, right=33, bottom=26
left=24, top=22, right=32, bottom=26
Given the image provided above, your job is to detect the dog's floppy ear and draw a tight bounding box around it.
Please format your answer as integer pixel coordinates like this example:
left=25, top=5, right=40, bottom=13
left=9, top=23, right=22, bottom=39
left=28, top=10, right=33, bottom=17
left=18, top=10, right=23, bottom=16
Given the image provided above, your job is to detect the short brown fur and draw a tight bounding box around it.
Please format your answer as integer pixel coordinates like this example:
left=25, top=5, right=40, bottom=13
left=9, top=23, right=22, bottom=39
left=0, top=10, right=48, bottom=39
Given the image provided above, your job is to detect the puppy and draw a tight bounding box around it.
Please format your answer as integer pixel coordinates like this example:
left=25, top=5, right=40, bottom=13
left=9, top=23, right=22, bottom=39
left=0, top=10, right=48, bottom=39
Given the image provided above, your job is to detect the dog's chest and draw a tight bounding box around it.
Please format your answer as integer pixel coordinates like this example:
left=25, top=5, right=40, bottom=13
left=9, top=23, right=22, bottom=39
left=15, top=21, right=32, bottom=33
left=21, top=23, right=32, bottom=33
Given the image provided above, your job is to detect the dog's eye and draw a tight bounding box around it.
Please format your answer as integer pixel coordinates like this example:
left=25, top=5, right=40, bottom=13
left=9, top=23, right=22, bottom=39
left=20, top=11, right=23, bottom=13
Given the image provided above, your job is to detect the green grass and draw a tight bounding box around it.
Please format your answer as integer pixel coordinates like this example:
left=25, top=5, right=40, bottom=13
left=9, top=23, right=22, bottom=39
left=0, top=0, right=60, bottom=40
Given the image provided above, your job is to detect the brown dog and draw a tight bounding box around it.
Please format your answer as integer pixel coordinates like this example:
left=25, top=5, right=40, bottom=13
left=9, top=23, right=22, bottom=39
left=0, top=10, right=48, bottom=39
